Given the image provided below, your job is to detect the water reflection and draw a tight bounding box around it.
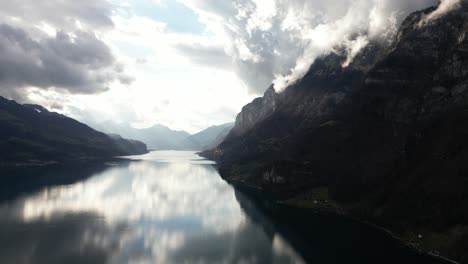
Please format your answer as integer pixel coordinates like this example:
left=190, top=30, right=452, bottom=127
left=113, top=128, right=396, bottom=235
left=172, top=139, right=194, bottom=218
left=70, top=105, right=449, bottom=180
left=0, top=151, right=305, bottom=264
left=0, top=212, right=125, bottom=264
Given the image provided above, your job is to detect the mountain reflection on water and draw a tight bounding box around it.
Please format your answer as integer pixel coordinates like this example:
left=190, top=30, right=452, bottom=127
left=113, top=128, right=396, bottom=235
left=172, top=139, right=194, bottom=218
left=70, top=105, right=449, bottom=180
left=0, top=151, right=305, bottom=264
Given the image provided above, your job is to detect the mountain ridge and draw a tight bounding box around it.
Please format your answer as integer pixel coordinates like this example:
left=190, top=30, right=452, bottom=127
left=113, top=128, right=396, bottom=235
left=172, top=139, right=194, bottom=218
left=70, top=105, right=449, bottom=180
left=182, top=122, right=234, bottom=150
left=203, top=3, right=468, bottom=262
left=89, top=120, right=234, bottom=151
left=0, top=96, right=148, bottom=163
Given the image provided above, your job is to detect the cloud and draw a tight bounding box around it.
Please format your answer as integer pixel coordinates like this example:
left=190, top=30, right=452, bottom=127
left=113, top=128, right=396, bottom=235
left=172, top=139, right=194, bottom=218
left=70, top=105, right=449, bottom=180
left=174, top=43, right=231, bottom=69
left=420, top=0, right=461, bottom=25
left=0, top=24, right=133, bottom=101
left=177, top=0, right=441, bottom=94
left=342, top=36, right=370, bottom=68
left=0, top=0, right=114, bottom=31
left=0, top=0, right=132, bottom=102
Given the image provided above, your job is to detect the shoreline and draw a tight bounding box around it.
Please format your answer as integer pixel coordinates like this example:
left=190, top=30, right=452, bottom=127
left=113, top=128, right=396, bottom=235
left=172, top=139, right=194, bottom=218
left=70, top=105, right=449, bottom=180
left=223, top=176, right=459, bottom=264
left=0, top=155, right=144, bottom=168
left=347, top=215, right=460, bottom=264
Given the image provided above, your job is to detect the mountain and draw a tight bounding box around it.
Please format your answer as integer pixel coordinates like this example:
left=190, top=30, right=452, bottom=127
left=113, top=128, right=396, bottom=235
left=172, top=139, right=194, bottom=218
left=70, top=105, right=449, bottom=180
left=90, top=121, right=190, bottom=150
left=230, top=87, right=278, bottom=137
left=90, top=121, right=233, bottom=151
left=107, top=134, right=149, bottom=156
left=204, top=2, right=468, bottom=262
left=182, top=122, right=234, bottom=150
left=131, top=124, right=191, bottom=150
left=0, top=97, right=148, bottom=162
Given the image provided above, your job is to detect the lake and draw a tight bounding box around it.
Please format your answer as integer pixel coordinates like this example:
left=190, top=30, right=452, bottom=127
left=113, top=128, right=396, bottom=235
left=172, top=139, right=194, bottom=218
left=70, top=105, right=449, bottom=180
left=0, top=151, right=453, bottom=264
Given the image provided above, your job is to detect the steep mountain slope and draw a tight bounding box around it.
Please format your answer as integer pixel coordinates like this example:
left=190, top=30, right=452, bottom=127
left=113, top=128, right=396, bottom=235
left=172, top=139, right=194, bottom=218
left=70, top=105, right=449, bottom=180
left=0, top=97, right=148, bottom=162
left=205, top=3, right=468, bottom=262
left=230, top=87, right=278, bottom=137
left=210, top=124, right=235, bottom=149
left=182, top=122, right=234, bottom=150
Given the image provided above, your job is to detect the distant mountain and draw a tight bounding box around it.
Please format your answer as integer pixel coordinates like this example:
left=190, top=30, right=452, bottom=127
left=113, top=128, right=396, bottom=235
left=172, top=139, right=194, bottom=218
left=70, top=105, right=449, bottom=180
left=89, top=121, right=233, bottom=151
left=182, top=123, right=234, bottom=150
left=130, top=124, right=191, bottom=150
left=204, top=3, right=468, bottom=263
left=0, top=97, right=148, bottom=162
left=90, top=121, right=190, bottom=150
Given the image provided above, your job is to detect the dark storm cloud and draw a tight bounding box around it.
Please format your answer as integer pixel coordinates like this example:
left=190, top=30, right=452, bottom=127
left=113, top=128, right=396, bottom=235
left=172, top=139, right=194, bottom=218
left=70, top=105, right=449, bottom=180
left=0, top=0, right=133, bottom=102
left=0, top=24, right=132, bottom=101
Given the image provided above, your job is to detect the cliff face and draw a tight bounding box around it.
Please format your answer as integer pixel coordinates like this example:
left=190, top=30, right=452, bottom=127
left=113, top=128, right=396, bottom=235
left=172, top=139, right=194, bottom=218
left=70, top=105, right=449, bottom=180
left=229, top=86, right=279, bottom=137
left=207, top=3, right=468, bottom=262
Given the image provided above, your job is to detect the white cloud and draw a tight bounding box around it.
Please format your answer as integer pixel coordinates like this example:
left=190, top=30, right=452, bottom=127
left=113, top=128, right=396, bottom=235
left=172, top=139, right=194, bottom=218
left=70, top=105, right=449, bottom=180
left=342, top=36, right=370, bottom=68
left=8, top=1, right=255, bottom=133
left=66, top=7, right=255, bottom=133
left=177, top=0, right=441, bottom=93
left=3, top=0, right=457, bottom=133
left=420, top=0, right=461, bottom=26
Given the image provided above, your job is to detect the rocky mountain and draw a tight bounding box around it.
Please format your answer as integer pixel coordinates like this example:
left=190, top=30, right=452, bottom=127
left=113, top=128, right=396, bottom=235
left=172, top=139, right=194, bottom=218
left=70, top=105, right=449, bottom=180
left=230, top=86, right=278, bottom=137
left=0, top=97, right=148, bottom=162
left=204, top=2, right=468, bottom=262
left=90, top=120, right=233, bottom=151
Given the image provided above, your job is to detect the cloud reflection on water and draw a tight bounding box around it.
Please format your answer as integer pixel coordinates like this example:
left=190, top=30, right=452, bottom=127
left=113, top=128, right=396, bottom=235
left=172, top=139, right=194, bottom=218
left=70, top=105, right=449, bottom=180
left=0, top=151, right=305, bottom=264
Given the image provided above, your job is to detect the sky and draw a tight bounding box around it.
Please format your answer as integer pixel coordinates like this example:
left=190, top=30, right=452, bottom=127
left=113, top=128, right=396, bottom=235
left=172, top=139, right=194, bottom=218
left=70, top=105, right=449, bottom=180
left=0, top=0, right=456, bottom=133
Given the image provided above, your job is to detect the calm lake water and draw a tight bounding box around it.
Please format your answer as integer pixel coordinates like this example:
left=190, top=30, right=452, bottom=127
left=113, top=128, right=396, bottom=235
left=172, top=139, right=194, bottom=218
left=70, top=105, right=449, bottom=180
left=0, top=151, right=305, bottom=264
left=0, top=151, right=453, bottom=264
